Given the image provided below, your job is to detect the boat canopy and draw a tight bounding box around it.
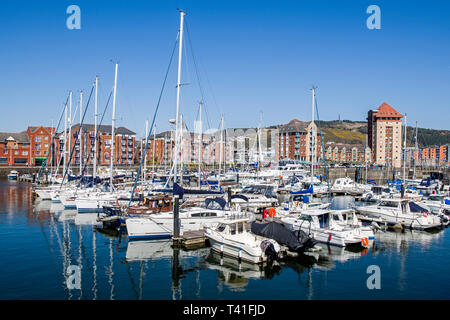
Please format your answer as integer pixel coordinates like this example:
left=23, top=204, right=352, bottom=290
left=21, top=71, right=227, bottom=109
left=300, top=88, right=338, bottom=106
left=173, top=183, right=223, bottom=200
left=290, top=185, right=313, bottom=195
left=409, top=202, right=429, bottom=213
left=230, top=194, right=248, bottom=202
left=250, top=221, right=316, bottom=252
left=205, top=197, right=226, bottom=210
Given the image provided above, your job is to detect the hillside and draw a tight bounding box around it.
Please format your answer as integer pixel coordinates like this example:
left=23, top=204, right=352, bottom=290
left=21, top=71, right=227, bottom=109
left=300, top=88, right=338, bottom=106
left=310, top=120, right=449, bottom=147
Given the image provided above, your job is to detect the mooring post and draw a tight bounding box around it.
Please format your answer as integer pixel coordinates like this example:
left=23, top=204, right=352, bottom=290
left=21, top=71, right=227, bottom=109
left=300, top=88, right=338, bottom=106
left=173, top=195, right=180, bottom=241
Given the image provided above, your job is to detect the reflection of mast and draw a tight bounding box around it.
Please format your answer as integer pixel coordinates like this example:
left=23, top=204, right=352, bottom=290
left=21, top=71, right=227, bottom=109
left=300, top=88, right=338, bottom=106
left=77, top=225, right=83, bottom=299
left=171, top=247, right=182, bottom=300
left=108, top=239, right=115, bottom=300
left=92, top=231, right=97, bottom=300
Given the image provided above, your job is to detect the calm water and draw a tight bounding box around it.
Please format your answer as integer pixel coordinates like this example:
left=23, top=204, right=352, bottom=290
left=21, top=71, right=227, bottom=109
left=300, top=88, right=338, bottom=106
left=1, top=180, right=449, bottom=300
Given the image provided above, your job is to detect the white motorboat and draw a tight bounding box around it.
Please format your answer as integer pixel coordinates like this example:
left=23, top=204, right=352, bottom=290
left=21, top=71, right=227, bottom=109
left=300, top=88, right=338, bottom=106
left=419, top=194, right=450, bottom=215
left=7, top=170, right=19, bottom=181
left=125, top=207, right=237, bottom=240
left=204, top=217, right=282, bottom=264
left=232, top=184, right=279, bottom=213
left=331, top=177, right=371, bottom=195
left=355, top=198, right=443, bottom=230
left=281, top=209, right=372, bottom=247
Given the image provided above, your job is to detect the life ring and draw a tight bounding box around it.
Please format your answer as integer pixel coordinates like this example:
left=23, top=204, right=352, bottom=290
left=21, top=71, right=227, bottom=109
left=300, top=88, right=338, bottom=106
left=361, top=237, right=369, bottom=247
left=268, top=208, right=276, bottom=217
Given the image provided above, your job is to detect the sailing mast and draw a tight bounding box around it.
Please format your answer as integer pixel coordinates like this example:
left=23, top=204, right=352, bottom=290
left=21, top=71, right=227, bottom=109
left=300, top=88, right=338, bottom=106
left=311, top=86, right=316, bottom=184
left=219, top=115, right=224, bottom=175
left=79, top=91, right=83, bottom=176
left=68, top=90, right=73, bottom=175
left=198, top=102, right=203, bottom=187
left=93, top=76, right=98, bottom=180
left=110, top=63, right=119, bottom=188
left=63, top=102, right=67, bottom=182
left=144, top=119, right=149, bottom=181
left=403, top=113, right=407, bottom=186
left=413, top=121, right=418, bottom=179
left=173, top=9, right=185, bottom=185
left=152, top=123, right=156, bottom=177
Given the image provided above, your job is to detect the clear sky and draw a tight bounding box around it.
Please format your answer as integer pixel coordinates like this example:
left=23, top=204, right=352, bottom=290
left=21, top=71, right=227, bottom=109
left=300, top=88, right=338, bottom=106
left=1, top=0, right=449, bottom=137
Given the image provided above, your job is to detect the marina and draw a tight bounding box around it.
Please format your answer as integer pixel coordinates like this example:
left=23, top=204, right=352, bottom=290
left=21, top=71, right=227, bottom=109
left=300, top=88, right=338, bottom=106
left=1, top=2, right=449, bottom=303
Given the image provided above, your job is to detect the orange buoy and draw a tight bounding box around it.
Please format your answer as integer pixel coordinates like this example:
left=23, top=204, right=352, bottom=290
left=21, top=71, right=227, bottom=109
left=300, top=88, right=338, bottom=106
left=361, top=237, right=369, bottom=246
left=268, top=208, right=276, bottom=217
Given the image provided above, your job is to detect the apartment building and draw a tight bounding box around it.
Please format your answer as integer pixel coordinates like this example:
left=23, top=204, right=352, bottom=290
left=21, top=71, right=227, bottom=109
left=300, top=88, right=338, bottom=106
left=367, top=102, right=404, bottom=167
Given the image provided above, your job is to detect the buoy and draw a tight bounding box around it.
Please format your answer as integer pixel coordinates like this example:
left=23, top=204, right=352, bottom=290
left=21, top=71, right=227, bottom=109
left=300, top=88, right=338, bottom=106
left=268, top=208, right=276, bottom=217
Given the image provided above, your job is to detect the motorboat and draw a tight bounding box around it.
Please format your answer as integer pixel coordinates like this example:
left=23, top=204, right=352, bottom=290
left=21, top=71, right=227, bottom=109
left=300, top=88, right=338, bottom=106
left=331, top=177, right=371, bottom=195
left=281, top=209, right=372, bottom=247
left=204, top=217, right=282, bottom=264
left=232, top=184, right=278, bottom=213
left=126, top=205, right=240, bottom=240
left=419, top=194, right=450, bottom=215
left=355, top=198, right=443, bottom=230
left=7, top=170, right=19, bottom=181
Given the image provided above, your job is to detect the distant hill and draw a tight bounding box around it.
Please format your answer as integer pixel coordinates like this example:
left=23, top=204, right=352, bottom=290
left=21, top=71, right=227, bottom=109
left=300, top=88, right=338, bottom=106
left=273, top=120, right=450, bottom=147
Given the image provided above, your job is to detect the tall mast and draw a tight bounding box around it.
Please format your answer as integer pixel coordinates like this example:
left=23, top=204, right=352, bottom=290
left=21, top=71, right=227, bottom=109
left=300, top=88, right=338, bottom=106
left=173, top=9, right=185, bottom=184
left=258, top=112, right=263, bottom=165
left=110, top=63, right=119, bottom=188
left=152, top=123, right=156, bottom=177
left=180, top=113, right=184, bottom=185
left=198, top=102, right=203, bottom=187
left=219, top=115, right=224, bottom=175
left=93, top=76, right=98, bottom=180
left=413, top=121, right=418, bottom=179
left=144, top=119, right=148, bottom=181
left=63, top=102, right=67, bottom=180
left=79, top=91, right=83, bottom=175
left=68, top=90, right=72, bottom=174
left=403, top=113, right=407, bottom=185
left=311, top=86, right=316, bottom=183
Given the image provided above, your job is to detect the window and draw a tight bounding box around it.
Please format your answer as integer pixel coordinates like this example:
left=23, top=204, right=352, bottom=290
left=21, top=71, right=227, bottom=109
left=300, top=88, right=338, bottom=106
left=35, top=136, right=41, bottom=142
left=22, top=151, right=28, bottom=155
left=44, top=136, right=48, bottom=140
left=230, top=223, right=236, bottom=235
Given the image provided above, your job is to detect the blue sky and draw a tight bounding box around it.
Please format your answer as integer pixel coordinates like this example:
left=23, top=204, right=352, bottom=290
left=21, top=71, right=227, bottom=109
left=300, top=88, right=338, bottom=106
left=1, top=0, right=449, bottom=137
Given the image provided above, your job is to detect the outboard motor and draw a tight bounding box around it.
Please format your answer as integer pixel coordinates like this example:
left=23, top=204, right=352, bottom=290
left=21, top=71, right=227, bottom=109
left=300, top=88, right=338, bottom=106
left=277, top=190, right=290, bottom=207
left=261, top=239, right=281, bottom=262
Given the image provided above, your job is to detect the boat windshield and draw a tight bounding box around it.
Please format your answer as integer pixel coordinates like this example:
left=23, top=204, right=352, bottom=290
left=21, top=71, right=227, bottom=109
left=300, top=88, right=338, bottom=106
left=298, top=214, right=313, bottom=222
left=217, top=223, right=226, bottom=232
left=378, top=201, right=398, bottom=208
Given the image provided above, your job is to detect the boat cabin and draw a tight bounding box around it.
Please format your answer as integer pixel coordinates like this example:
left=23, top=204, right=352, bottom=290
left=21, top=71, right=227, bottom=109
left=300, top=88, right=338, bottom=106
left=215, top=219, right=250, bottom=236
left=128, top=196, right=173, bottom=214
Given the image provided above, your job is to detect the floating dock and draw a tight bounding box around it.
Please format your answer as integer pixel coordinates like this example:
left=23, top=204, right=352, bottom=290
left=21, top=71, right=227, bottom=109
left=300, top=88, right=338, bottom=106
left=172, top=230, right=206, bottom=249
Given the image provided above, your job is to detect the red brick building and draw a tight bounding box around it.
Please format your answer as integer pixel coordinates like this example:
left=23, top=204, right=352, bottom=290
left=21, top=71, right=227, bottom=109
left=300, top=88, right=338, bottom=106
left=0, top=132, right=31, bottom=165
left=26, top=126, right=56, bottom=166
left=277, top=119, right=321, bottom=162
left=55, top=124, right=136, bottom=167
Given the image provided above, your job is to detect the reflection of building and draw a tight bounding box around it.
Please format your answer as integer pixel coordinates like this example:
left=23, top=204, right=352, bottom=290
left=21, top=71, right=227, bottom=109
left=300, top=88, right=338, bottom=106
left=55, top=124, right=136, bottom=166
left=367, top=102, right=404, bottom=167
left=0, top=132, right=31, bottom=166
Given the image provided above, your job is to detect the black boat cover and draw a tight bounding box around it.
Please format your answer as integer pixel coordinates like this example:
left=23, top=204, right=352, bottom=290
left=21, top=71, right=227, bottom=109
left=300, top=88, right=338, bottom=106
left=173, top=183, right=224, bottom=200
left=250, top=221, right=317, bottom=252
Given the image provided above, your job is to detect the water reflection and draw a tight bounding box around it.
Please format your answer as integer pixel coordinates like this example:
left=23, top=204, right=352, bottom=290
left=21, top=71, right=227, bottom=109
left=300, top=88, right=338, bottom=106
left=1, top=181, right=448, bottom=299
